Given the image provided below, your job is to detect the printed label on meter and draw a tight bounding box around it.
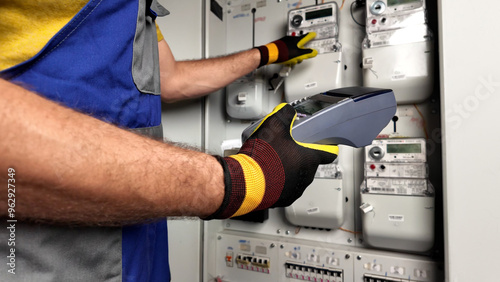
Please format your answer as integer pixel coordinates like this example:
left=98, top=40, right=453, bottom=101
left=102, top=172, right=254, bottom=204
left=364, top=24, right=430, bottom=48
left=365, top=163, right=427, bottom=178
left=365, top=177, right=430, bottom=196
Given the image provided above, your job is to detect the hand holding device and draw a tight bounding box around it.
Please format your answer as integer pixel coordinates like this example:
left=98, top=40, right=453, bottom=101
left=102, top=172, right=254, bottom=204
left=206, top=103, right=337, bottom=220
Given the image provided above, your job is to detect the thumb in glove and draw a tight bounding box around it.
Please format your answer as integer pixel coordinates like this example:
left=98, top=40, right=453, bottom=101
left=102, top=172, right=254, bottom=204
left=256, top=32, right=318, bottom=68
left=206, top=103, right=337, bottom=220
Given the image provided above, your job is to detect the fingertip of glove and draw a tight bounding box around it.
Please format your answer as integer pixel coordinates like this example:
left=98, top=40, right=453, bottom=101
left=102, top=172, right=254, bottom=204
left=275, top=103, right=296, bottom=118
left=298, top=32, right=317, bottom=46
left=302, top=31, right=317, bottom=39
left=258, top=103, right=296, bottom=131
left=324, top=152, right=338, bottom=164
left=310, top=48, right=318, bottom=58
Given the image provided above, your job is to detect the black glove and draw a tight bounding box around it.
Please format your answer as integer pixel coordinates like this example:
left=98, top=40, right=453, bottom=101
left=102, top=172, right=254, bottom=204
left=206, top=103, right=338, bottom=219
left=255, top=32, right=318, bottom=68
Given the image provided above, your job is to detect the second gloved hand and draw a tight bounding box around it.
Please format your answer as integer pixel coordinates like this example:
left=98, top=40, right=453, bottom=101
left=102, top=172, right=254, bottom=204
left=256, top=32, right=318, bottom=67
left=206, top=103, right=338, bottom=220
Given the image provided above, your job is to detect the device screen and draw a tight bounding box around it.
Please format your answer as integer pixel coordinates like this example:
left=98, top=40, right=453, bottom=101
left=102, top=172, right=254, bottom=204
left=305, top=8, right=333, bottom=20
left=294, top=99, right=333, bottom=116
left=386, top=143, right=422, bottom=153
left=387, top=0, right=420, bottom=6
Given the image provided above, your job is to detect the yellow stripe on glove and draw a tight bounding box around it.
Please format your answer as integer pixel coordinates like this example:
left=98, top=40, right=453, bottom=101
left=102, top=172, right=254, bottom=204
left=228, top=154, right=266, bottom=217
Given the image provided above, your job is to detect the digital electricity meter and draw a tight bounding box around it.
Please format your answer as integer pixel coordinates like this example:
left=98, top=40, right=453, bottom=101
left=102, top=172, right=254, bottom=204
left=285, top=2, right=343, bottom=101
left=287, top=2, right=340, bottom=54
left=360, top=137, right=435, bottom=253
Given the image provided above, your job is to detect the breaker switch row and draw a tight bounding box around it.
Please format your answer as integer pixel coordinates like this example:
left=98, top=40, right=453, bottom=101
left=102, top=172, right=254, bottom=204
left=363, top=273, right=422, bottom=282
left=285, top=262, right=343, bottom=282
left=235, top=253, right=270, bottom=274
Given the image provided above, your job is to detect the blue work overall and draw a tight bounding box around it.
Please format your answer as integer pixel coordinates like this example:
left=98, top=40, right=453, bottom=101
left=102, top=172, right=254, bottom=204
left=0, top=0, right=170, bottom=281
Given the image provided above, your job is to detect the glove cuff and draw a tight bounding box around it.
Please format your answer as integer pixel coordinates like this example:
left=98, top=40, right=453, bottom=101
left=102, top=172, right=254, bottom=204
left=203, top=156, right=233, bottom=220
left=205, top=152, right=270, bottom=219
left=255, top=46, right=269, bottom=68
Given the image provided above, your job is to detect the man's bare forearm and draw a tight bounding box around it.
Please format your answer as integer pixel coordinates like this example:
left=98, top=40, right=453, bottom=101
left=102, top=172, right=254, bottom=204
left=0, top=79, right=224, bottom=225
left=159, top=40, right=261, bottom=102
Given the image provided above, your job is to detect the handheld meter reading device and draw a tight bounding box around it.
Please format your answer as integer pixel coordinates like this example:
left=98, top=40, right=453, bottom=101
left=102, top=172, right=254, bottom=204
left=241, top=87, right=396, bottom=148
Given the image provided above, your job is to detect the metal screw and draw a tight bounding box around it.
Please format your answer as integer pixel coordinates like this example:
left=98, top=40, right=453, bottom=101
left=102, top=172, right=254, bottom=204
left=270, top=243, right=276, bottom=248
left=277, top=229, right=282, bottom=234
left=280, top=244, right=285, bottom=249
left=217, top=235, right=222, bottom=240
left=357, top=255, right=362, bottom=260
left=347, top=238, right=352, bottom=243
left=285, top=230, right=291, bottom=235
left=345, top=254, right=350, bottom=259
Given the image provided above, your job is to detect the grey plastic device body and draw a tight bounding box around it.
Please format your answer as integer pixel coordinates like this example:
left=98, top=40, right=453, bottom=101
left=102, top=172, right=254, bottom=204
left=241, top=86, right=397, bottom=148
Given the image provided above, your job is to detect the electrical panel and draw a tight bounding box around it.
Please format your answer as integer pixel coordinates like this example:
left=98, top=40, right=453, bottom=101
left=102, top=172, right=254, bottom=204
left=214, top=231, right=441, bottom=281
left=201, top=1, right=443, bottom=281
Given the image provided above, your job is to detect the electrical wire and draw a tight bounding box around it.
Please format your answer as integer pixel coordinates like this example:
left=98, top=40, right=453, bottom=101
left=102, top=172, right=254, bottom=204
left=350, top=1, right=365, bottom=27
left=340, top=0, right=345, bottom=10
left=339, top=227, right=362, bottom=235
left=413, top=104, right=430, bottom=139
left=318, top=0, right=345, bottom=9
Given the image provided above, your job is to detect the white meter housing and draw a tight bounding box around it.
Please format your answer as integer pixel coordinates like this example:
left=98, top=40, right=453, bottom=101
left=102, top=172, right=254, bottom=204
left=362, top=0, right=434, bottom=104
left=361, top=138, right=434, bottom=253
left=285, top=3, right=343, bottom=101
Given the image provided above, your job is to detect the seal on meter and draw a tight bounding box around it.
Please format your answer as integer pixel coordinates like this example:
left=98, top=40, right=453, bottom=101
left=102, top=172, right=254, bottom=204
left=241, top=86, right=396, bottom=148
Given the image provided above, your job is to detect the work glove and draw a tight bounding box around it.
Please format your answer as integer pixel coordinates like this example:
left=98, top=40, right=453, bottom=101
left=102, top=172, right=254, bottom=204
left=206, top=103, right=338, bottom=220
left=256, top=32, right=318, bottom=68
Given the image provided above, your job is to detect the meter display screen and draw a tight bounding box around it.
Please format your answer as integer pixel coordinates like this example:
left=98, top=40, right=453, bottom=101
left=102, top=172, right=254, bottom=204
left=387, top=143, right=422, bottom=153
left=305, top=8, right=333, bottom=20
left=388, top=0, right=420, bottom=6
left=294, top=99, right=333, bottom=116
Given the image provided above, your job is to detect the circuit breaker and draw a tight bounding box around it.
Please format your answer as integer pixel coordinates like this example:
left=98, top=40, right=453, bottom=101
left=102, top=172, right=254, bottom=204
left=214, top=231, right=441, bottom=281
